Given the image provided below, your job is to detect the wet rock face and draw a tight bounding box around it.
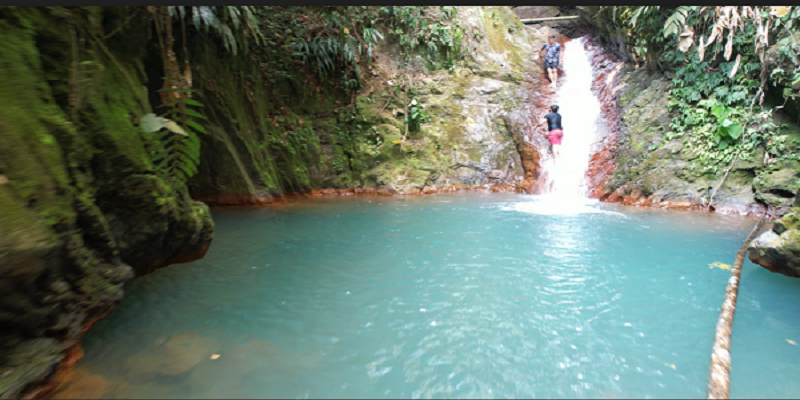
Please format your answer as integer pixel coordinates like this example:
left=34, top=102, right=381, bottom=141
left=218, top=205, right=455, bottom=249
left=0, top=11, right=214, bottom=398
left=586, top=50, right=800, bottom=217
left=749, top=209, right=800, bottom=277
left=190, top=6, right=553, bottom=202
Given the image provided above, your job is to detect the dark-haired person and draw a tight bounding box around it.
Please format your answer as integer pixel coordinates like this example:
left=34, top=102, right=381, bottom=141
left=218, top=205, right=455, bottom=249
left=538, top=35, right=563, bottom=89
left=538, top=105, right=563, bottom=164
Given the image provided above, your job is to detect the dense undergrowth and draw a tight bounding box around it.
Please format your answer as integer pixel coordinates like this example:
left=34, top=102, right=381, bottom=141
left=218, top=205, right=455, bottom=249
left=18, top=6, right=468, bottom=197
left=584, top=6, right=800, bottom=207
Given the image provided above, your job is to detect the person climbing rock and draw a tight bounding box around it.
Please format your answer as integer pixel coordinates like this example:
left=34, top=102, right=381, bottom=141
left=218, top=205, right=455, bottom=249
left=539, top=105, right=563, bottom=164
left=538, top=35, right=563, bottom=89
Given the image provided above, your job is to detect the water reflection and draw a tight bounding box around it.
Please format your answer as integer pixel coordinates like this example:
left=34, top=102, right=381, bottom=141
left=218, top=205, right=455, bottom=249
left=68, top=194, right=793, bottom=399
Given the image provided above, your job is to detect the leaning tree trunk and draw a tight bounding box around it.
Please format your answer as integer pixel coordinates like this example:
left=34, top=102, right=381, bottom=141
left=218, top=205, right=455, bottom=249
left=707, top=219, right=765, bottom=399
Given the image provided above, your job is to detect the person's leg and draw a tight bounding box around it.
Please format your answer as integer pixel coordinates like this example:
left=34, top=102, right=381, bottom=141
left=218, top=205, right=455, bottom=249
left=548, top=68, right=557, bottom=87
left=552, top=144, right=561, bottom=163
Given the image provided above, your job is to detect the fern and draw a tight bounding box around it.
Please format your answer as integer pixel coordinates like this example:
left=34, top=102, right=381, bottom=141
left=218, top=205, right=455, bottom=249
left=168, top=6, right=264, bottom=56
left=140, top=83, right=205, bottom=186
left=664, top=6, right=692, bottom=38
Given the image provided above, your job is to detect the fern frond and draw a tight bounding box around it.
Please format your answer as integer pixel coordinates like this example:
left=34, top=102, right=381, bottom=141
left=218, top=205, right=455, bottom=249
left=664, top=6, right=691, bottom=38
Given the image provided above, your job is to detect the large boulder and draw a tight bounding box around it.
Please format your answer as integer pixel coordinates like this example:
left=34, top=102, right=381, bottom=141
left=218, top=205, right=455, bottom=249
left=749, top=207, right=800, bottom=277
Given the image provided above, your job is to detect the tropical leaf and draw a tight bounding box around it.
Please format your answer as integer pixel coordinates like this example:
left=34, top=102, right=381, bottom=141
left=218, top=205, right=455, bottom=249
left=664, top=6, right=692, bottom=38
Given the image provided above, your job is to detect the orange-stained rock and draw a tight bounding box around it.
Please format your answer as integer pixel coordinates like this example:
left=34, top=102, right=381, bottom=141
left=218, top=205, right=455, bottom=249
left=49, top=368, right=129, bottom=399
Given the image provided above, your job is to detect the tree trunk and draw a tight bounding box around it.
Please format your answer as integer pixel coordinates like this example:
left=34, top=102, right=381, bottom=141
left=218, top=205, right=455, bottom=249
left=707, top=219, right=765, bottom=399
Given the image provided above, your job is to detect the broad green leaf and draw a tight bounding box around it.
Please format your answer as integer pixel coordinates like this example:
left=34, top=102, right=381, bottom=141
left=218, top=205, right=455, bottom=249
left=727, top=124, right=743, bottom=140
left=711, top=104, right=724, bottom=118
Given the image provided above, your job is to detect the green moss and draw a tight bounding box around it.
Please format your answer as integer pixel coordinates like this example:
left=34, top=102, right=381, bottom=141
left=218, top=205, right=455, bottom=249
left=0, top=13, right=84, bottom=230
left=481, top=7, right=524, bottom=68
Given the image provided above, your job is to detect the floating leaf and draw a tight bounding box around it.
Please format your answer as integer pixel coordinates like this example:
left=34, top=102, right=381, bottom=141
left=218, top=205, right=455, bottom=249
left=210, top=354, right=221, bottom=360
left=709, top=261, right=731, bottom=270
left=787, top=339, right=797, bottom=345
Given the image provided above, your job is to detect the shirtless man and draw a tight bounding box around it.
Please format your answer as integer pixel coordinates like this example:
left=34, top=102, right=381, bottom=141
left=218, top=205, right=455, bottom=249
left=538, top=105, right=563, bottom=164
left=538, top=35, right=563, bottom=89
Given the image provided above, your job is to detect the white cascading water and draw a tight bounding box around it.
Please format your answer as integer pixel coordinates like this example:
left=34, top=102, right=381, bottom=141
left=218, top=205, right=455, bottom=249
left=507, top=36, right=615, bottom=216
left=546, top=36, right=601, bottom=200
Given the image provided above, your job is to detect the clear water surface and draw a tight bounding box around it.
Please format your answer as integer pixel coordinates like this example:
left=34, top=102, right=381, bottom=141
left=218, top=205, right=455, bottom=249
left=67, top=194, right=800, bottom=399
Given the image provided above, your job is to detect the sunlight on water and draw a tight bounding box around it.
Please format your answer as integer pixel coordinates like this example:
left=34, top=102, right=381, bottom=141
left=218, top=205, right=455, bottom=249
left=502, top=195, right=627, bottom=217
left=544, top=36, right=601, bottom=200
left=59, top=194, right=800, bottom=400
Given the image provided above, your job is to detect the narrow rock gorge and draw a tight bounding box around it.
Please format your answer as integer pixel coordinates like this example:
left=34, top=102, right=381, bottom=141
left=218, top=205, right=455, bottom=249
left=0, top=6, right=566, bottom=397
left=3, top=5, right=800, bottom=398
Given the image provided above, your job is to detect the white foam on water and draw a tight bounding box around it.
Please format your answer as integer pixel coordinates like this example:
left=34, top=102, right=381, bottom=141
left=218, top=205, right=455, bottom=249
left=501, top=195, right=627, bottom=217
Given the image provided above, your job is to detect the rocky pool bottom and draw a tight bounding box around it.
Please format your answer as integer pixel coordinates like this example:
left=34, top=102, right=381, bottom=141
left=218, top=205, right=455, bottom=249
left=52, top=193, right=800, bottom=399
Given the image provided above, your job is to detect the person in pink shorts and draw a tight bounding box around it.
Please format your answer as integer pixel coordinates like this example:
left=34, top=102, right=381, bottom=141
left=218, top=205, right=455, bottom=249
left=538, top=105, right=563, bottom=164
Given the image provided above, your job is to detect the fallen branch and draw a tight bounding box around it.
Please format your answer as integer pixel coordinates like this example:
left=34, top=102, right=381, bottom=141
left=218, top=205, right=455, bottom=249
left=707, top=218, right=765, bottom=399
left=520, top=15, right=579, bottom=24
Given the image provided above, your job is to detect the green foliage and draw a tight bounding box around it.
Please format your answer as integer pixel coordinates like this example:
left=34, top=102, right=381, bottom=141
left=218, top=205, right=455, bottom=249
left=590, top=6, right=673, bottom=68
left=609, top=6, right=800, bottom=174
left=169, top=6, right=264, bottom=55
left=380, top=6, right=464, bottom=70
left=407, top=98, right=430, bottom=132
left=770, top=7, right=800, bottom=100
left=331, top=155, right=347, bottom=173
left=248, top=6, right=384, bottom=93
left=662, top=6, right=691, bottom=38
left=709, top=104, right=744, bottom=149
left=140, top=82, right=205, bottom=186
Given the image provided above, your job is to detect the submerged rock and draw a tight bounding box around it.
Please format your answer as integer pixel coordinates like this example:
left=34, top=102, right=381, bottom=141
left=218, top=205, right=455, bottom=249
left=49, top=367, right=129, bottom=399
left=123, top=332, right=221, bottom=379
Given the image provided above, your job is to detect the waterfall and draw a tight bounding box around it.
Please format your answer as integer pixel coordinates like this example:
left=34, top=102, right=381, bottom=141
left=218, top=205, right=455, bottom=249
left=509, top=36, right=614, bottom=216
left=545, top=36, right=602, bottom=200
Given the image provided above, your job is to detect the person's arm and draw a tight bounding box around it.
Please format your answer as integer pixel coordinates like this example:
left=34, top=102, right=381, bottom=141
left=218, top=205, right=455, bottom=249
left=559, top=44, right=564, bottom=63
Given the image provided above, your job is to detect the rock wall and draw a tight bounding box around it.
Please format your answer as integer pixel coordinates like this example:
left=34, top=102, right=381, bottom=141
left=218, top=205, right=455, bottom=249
left=188, top=6, right=553, bottom=203
left=576, top=12, right=800, bottom=277
left=582, top=33, right=800, bottom=218
left=0, top=6, right=554, bottom=398
left=749, top=205, right=800, bottom=277
left=0, top=8, right=213, bottom=398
